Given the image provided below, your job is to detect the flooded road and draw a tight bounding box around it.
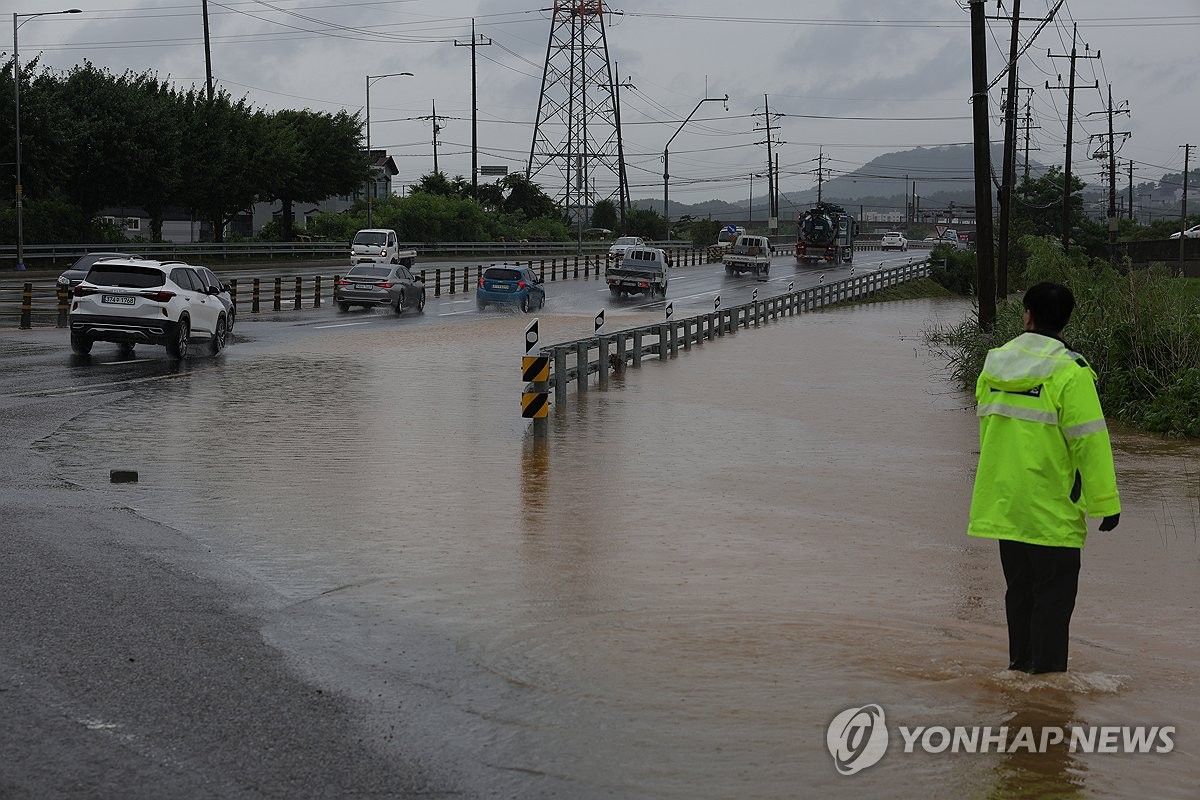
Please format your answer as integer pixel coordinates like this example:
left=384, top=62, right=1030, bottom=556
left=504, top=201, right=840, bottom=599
left=36, top=299, right=1199, bottom=798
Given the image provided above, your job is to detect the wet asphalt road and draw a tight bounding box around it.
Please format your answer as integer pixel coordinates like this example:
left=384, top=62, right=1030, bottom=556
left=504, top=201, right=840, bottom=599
left=0, top=249, right=924, bottom=799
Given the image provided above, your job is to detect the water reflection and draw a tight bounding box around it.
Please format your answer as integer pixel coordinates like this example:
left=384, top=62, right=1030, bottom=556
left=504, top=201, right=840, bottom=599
left=983, top=693, right=1087, bottom=800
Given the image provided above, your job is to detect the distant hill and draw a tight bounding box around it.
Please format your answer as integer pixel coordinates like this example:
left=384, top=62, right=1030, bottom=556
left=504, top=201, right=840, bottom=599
left=633, top=144, right=1053, bottom=219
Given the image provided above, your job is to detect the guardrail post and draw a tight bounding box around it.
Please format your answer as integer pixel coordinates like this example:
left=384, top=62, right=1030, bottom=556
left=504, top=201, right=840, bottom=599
left=314, top=276, right=322, bottom=308
left=615, top=331, right=626, bottom=368
left=19, top=283, right=33, bottom=329
left=575, top=257, right=581, bottom=279
left=274, top=277, right=282, bottom=311
left=597, top=336, right=609, bottom=389
left=573, top=256, right=579, bottom=279
left=682, top=319, right=691, bottom=350
left=538, top=260, right=545, bottom=282
left=56, top=286, right=69, bottom=328
left=632, top=329, right=643, bottom=366
left=462, top=267, right=469, bottom=293
left=229, top=278, right=238, bottom=307
left=252, top=278, right=261, bottom=313
left=476, top=265, right=482, bottom=286
left=575, top=341, right=588, bottom=392
left=585, top=256, right=590, bottom=278
left=435, top=269, right=442, bottom=296
left=554, top=347, right=568, bottom=405
left=449, top=267, right=457, bottom=295
left=294, top=276, right=302, bottom=310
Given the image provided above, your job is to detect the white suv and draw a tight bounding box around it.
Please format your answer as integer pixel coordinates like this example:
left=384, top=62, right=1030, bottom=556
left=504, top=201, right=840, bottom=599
left=69, top=259, right=230, bottom=358
left=608, top=236, right=646, bottom=258
left=881, top=231, right=908, bottom=251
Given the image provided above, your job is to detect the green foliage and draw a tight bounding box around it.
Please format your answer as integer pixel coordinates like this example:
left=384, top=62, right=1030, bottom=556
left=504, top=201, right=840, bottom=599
left=590, top=199, right=619, bottom=232
left=927, top=235, right=1200, bottom=437
left=689, top=218, right=723, bottom=249
left=927, top=244, right=976, bottom=295
left=625, top=206, right=665, bottom=239
left=255, top=218, right=282, bottom=242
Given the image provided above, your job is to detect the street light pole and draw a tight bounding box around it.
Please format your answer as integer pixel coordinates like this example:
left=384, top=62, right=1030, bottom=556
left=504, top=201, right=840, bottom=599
left=364, top=71, right=413, bottom=228
left=12, top=8, right=81, bottom=271
left=663, top=93, right=727, bottom=242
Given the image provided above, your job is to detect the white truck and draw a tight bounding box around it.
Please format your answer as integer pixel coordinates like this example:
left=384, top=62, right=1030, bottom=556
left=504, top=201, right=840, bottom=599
left=350, top=228, right=417, bottom=268
left=605, top=246, right=670, bottom=298
left=723, top=234, right=773, bottom=280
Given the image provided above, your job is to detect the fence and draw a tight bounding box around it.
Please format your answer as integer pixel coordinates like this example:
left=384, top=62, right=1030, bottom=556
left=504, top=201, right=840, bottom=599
left=1, top=247, right=718, bottom=328
left=526, top=259, right=931, bottom=429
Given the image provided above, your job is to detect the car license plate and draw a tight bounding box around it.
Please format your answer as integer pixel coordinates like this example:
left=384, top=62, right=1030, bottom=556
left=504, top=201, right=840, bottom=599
left=353, top=283, right=374, bottom=290
left=101, top=295, right=135, bottom=305
left=491, top=285, right=510, bottom=291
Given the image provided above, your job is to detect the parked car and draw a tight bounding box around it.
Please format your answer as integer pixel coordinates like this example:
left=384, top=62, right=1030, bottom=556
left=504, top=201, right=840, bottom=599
left=608, top=236, right=646, bottom=259
left=69, top=259, right=230, bottom=358
left=1169, top=224, right=1200, bottom=239
left=56, top=252, right=137, bottom=289
left=476, top=264, right=545, bottom=313
left=335, top=264, right=425, bottom=314
left=881, top=231, right=908, bottom=251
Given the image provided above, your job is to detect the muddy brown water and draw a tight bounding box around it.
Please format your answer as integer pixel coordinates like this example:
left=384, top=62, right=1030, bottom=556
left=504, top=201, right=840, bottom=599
left=40, top=299, right=1198, bottom=798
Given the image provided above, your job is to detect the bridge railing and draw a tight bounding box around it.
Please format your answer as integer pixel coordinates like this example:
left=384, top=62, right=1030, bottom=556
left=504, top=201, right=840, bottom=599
left=535, top=259, right=930, bottom=408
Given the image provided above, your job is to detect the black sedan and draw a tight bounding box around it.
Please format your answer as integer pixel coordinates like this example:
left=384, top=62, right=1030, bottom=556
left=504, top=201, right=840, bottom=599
left=57, top=252, right=138, bottom=289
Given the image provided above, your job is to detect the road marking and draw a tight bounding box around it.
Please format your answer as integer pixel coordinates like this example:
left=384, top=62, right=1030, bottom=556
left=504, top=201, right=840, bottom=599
left=5, top=371, right=191, bottom=399
left=439, top=310, right=475, bottom=316
left=99, top=358, right=155, bottom=365
left=443, top=299, right=473, bottom=305
left=314, top=322, right=373, bottom=329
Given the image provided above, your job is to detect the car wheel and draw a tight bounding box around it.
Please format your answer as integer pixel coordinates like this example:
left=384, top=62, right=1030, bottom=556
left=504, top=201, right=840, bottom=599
left=70, top=331, right=93, bottom=355
left=417, top=291, right=426, bottom=312
left=477, top=300, right=486, bottom=311
left=337, top=301, right=350, bottom=313
left=538, top=293, right=546, bottom=309
left=167, top=317, right=190, bottom=359
left=210, top=314, right=227, bottom=355
left=609, top=286, right=620, bottom=296
left=725, top=265, right=734, bottom=276
left=394, top=294, right=404, bottom=315
left=228, top=309, right=236, bottom=332
left=520, top=294, right=532, bottom=313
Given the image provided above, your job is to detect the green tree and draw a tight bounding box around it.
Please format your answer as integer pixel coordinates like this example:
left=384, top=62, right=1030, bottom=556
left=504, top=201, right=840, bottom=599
left=498, top=173, right=558, bottom=219
left=624, top=206, right=664, bottom=239
left=590, top=198, right=619, bottom=231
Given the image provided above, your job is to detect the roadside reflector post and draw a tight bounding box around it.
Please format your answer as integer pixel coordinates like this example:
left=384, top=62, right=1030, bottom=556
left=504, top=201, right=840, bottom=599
left=294, top=276, right=302, bottom=310
left=19, top=283, right=32, bottom=330
left=597, top=335, right=609, bottom=389
left=435, top=268, right=442, bottom=297
left=522, top=319, right=548, bottom=436
left=575, top=341, right=589, bottom=393
left=252, top=278, right=261, bottom=313
left=229, top=278, right=238, bottom=307
left=314, top=275, right=322, bottom=309
left=56, top=285, right=69, bottom=328
left=274, top=276, right=282, bottom=311
left=449, top=266, right=456, bottom=295
left=538, top=260, right=546, bottom=282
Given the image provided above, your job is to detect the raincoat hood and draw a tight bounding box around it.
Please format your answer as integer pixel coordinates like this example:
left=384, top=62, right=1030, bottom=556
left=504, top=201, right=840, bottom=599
left=979, top=332, right=1094, bottom=393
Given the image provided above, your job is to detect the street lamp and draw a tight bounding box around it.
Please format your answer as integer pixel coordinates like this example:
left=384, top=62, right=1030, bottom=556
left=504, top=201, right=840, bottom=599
left=365, top=71, right=413, bottom=228
left=12, top=8, right=81, bottom=271
left=663, top=94, right=727, bottom=242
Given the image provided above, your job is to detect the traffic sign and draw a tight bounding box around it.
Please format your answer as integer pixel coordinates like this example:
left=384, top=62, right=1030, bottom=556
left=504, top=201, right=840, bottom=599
left=665, top=301, right=674, bottom=320
left=714, top=295, right=721, bottom=310
left=594, top=309, right=605, bottom=334
left=788, top=281, right=794, bottom=293
left=521, top=391, right=549, bottom=418
left=524, top=318, right=539, bottom=354
left=522, top=356, right=549, bottom=383
left=752, top=288, right=759, bottom=302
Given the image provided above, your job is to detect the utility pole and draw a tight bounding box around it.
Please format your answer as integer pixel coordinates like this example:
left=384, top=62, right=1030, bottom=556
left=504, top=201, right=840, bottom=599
left=816, top=147, right=826, bottom=203
left=969, top=0, right=996, bottom=332
left=1047, top=24, right=1099, bottom=253
left=430, top=100, right=444, bottom=173
left=995, top=0, right=1022, bottom=298
left=1127, top=159, right=1134, bottom=220
left=1087, top=85, right=1129, bottom=262
left=1181, top=144, right=1192, bottom=275
left=774, top=152, right=780, bottom=226
left=754, top=95, right=783, bottom=230
left=201, top=0, right=214, bottom=101
left=454, top=18, right=492, bottom=200
left=1017, top=94, right=1041, bottom=181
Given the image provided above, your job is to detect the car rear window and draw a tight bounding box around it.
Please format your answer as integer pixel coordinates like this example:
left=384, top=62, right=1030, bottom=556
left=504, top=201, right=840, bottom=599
left=347, top=267, right=391, bottom=278
left=484, top=268, right=522, bottom=281
left=86, top=263, right=165, bottom=288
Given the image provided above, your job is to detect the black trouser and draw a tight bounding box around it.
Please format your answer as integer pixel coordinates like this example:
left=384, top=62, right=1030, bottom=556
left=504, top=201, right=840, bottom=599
left=998, top=539, right=1081, bottom=673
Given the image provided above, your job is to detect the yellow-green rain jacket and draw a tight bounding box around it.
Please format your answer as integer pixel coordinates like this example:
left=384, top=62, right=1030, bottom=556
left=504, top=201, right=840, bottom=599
left=968, top=332, right=1121, bottom=548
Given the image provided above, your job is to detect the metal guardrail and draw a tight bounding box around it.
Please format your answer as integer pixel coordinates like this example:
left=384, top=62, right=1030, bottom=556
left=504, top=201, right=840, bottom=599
left=528, top=260, right=931, bottom=426
left=0, top=247, right=720, bottom=328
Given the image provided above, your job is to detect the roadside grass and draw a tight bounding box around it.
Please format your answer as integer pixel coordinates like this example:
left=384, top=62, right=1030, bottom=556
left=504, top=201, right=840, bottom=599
left=831, top=276, right=953, bottom=307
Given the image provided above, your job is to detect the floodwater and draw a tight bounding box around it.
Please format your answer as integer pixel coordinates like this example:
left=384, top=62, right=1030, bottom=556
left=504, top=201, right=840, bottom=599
left=40, top=300, right=1199, bottom=798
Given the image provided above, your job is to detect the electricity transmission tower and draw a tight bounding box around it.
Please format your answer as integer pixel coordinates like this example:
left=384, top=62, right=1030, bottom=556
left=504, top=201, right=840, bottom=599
left=527, top=1, right=625, bottom=230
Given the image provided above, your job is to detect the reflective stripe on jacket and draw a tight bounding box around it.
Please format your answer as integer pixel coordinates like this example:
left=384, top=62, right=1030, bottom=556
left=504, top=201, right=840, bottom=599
left=968, top=332, right=1121, bottom=548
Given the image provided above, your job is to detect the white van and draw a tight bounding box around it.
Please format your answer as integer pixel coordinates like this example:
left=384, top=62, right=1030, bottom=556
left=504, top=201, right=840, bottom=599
left=350, top=229, right=417, bottom=267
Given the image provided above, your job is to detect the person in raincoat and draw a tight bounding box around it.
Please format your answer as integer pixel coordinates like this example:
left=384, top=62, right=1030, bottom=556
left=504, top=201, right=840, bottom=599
left=968, top=282, right=1121, bottom=674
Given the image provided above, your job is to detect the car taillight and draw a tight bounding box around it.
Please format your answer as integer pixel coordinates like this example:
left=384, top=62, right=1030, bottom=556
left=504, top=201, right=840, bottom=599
left=378, top=282, right=393, bottom=289
left=517, top=281, right=527, bottom=289
left=478, top=277, right=485, bottom=287
left=74, top=285, right=98, bottom=297
left=139, top=290, right=177, bottom=303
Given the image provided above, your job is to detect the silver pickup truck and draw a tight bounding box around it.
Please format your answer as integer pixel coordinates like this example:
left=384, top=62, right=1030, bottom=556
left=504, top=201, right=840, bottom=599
left=605, top=246, right=670, bottom=298
left=723, top=234, right=773, bottom=280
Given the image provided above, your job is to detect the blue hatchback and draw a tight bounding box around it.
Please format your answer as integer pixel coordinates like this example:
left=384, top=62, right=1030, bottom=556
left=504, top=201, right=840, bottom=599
left=476, top=265, right=546, bottom=312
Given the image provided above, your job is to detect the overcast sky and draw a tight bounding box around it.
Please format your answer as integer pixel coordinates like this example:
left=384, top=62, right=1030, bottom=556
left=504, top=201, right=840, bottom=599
left=6, top=0, right=1197, bottom=205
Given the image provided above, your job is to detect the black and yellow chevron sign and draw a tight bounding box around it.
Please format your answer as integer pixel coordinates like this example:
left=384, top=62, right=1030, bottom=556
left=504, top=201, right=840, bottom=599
left=521, top=391, right=549, bottom=419
left=522, top=355, right=549, bottom=383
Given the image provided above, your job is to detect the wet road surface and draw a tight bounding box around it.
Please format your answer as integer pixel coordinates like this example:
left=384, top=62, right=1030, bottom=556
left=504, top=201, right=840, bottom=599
left=2, top=290, right=1196, bottom=798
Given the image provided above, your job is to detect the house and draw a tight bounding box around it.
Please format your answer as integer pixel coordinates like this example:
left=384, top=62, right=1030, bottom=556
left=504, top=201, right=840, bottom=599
left=95, top=206, right=211, bottom=243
